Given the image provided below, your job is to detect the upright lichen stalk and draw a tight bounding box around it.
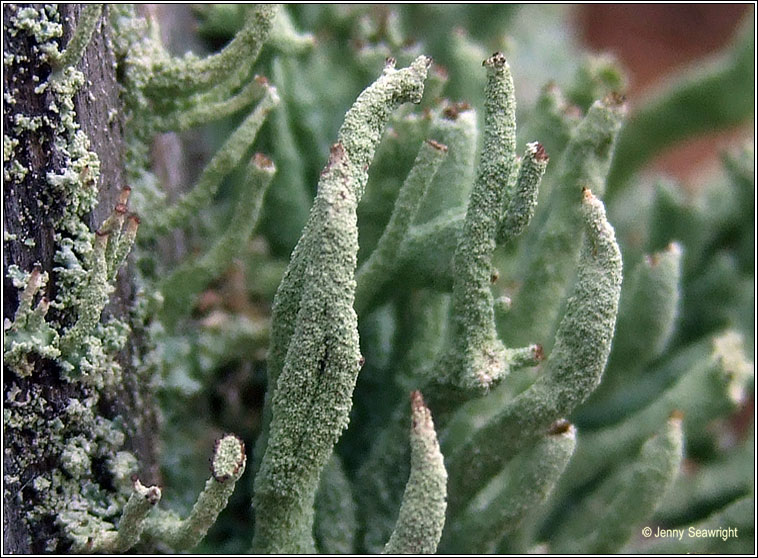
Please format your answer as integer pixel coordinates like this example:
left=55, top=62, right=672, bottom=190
left=252, top=56, right=431, bottom=554
left=4, top=5, right=753, bottom=555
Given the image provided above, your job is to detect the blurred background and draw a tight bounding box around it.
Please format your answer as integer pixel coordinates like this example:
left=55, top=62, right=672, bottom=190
left=152, top=3, right=754, bottom=194
left=576, top=3, right=753, bottom=184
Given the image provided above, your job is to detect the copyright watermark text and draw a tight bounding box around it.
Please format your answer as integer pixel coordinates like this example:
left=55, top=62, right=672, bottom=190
left=642, top=525, right=739, bottom=542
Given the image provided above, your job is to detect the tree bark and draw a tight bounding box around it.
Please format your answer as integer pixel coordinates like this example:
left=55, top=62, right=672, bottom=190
left=3, top=4, right=159, bottom=552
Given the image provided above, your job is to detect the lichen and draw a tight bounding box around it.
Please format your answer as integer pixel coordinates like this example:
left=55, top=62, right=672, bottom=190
left=3, top=5, right=140, bottom=551
left=4, top=5, right=754, bottom=555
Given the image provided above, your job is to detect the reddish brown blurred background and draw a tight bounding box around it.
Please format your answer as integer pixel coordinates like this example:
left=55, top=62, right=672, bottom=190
left=578, top=4, right=755, bottom=437
left=576, top=4, right=754, bottom=184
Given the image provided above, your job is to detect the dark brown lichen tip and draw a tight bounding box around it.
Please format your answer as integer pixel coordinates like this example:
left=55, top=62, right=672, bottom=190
left=534, top=142, right=549, bottom=162
left=127, top=213, right=141, bottom=225
left=426, top=139, right=448, bottom=152
left=669, top=409, right=685, bottom=422
left=253, top=152, right=275, bottom=170
left=484, top=51, right=507, bottom=67
left=114, top=202, right=128, bottom=215
left=254, top=74, right=269, bottom=86
left=146, top=486, right=161, bottom=505
left=410, top=390, right=426, bottom=411
left=604, top=91, right=627, bottom=107
left=534, top=344, right=545, bottom=362
left=442, top=101, right=471, bottom=121
left=547, top=418, right=572, bottom=435
left=581, top=186, right=594, bottom=201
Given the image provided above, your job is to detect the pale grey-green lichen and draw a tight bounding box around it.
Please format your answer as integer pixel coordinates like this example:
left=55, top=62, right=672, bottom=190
left=441, top=53, right=532, bottom=393
left=4, top=5, right=143, bottom=551
left=551, top=415, right=683, bottom=554
left=52, top=4, right=103, bottom=72
left=442, top=420, right=576, bottom=554
left=252, top=56, right=431, bottom=554
left=445, top=188, right=622, bottom=511
left=354, top=138, right=448, bottom=314
left=143, top=435, right=246, bottom=550
left=506, top=94, right=626, bottom=348
left=5, top=5, right=753, bottom=555
left=382, top=391, right=447, bottom=555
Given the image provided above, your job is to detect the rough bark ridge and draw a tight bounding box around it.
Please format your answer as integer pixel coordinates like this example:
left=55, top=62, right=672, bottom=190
left=3, top=5, right=158, bottom=553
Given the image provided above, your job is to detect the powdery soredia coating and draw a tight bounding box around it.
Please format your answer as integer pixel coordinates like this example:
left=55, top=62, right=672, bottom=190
left=497, top=141, right=549, bottom=245
left=143, top=435, right=246, bottom=550
left=446, top=188, right=622, bottom=512
left=265, top=55, right=431, bottom=399
left=442, top=52, right=521, bottom=393
left=383, top=391, right=447, bottom=555
left=254, top=57, right=432, bottom=478
left=251, top=143, right=361, bottom=554
left=506, top=94, right=626, bottom=348
left=252, top=56, right=431, bottom=553
left=550, top=415, right=683, bottom=553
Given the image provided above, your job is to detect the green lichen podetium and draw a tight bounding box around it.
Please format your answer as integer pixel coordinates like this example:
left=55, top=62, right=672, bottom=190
left=3, top=266, right=59, bottom=376
left=108, top=3, right=278, bottom=235
left=6, top=5, right=754, bottom=554
left=551, top=415, right=683, bottom=554
left=382, top=391, right=447, bottom=555
left=51, top=4, right=103, bottom=73
left=3, top=6, right=144, bottom=552
left=252, top=55, right=431, bottom=554
left=442, top=420, right=576, bottom=554
left=157, top=154, right=277, bottom=328
left=440, top=53, right=543, bottom=395
left=81, top=480, right=162, bottom=553
left=4, top=4, right=284, bottom=552
left=505, top=93, right=626, bottom=349
left=143, top=435, right=247, bottom=550
left=354, top=138, right=448, bottom=314
left=445, top=188, right=622, bottom=512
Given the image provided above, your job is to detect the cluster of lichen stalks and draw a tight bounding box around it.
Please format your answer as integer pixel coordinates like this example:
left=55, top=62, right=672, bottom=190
left=4, top=4, right=753, bottom=554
